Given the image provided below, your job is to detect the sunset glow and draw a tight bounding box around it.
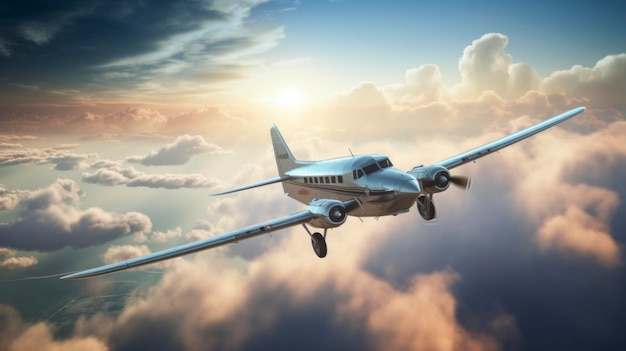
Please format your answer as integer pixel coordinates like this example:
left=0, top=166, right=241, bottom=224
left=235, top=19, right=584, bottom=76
left=1, top=1, right=625, bottom=350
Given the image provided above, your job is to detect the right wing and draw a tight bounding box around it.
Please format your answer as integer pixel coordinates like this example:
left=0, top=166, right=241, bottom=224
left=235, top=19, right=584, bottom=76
left=62, top=209, right=314, bottom=280
left=434, top=107, right=585, bottom=170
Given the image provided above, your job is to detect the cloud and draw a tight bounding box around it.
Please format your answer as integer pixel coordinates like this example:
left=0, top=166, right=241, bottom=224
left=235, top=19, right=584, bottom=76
left=0, top=135, right=38, bottom=142
left=0, top=304, right=107, bottom=351
left=383, top=64, right=448, bottom=107
left=0, top=248, right=16, bottom=257
left=0, top=246, right=38, bottom=269
left=0, top=145, right=94, bottom=170
left=97, top=239, right=505, bottom=351
left=0, top=1, right=283, bottom=106
left=127, top=134, right=228, bottom=166
left=0, top=256, right=38, bottom=269
left=102, top=245, right=151, bottom=265
left=0, top=186, right=20, bottom=210
left=82, top=163, right=221, bottom=189
left=134, top=227, right=182, bottom=243
left=453, top=33, right=541, bottom=99
left=542, top=54, right=626, bottom=111
left=0, top=179, right=152, bottom=252
left=184, top=220, right=220, bottom=241
left=537, top=205, right=620, bottom=266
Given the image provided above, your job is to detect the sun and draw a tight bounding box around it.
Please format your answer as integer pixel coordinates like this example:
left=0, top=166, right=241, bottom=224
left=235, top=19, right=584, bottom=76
left=275, top=88, right=303, bottom=109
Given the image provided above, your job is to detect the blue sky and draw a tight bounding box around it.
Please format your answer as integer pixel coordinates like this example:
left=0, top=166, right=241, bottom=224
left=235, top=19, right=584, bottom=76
left=1, top=1, right=626, bottom=350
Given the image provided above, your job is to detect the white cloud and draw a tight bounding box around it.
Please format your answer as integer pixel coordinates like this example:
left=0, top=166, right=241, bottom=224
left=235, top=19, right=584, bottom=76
left=542, top=54, right=626, bottom=110
left=102, top=245, right=151, bottom=265
left=0, top=145, right=94, bottom=170
left=135, top=227, right=182, bottom=243
left=452, top=33, right=540, bottom=99
left=82, top=163, right=221, bottom=189
left=127, top=134, right=228, bottom=166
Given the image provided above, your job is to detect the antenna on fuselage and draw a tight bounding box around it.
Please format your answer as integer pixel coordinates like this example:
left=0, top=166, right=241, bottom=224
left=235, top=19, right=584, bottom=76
left=348, top=147, right=354, bottom=158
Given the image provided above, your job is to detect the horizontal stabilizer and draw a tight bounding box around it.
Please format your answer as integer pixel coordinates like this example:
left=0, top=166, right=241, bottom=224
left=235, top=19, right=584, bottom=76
left=212, top=176, right=290, bottom=196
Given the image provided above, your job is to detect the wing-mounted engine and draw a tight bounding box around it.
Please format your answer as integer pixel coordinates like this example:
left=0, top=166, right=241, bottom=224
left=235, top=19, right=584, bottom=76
left=409, top=165, right=470, bottom=194
left=307, top=199, right=348, bottom=228
left=409, top=165, right=470, bottom=221
left=409, top=165, right=452, bottom=194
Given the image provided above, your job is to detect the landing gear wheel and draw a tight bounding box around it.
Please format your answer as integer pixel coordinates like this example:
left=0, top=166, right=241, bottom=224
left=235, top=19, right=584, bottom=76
left=311, top=232, right=327, bottom=258
left=417, top=195, right=436, bottom=221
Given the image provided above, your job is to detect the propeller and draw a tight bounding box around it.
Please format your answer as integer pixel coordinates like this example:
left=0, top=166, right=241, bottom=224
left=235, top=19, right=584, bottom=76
left=434, top=171, right=471, bottom=191
left=450, top=175, right=471, bottom=190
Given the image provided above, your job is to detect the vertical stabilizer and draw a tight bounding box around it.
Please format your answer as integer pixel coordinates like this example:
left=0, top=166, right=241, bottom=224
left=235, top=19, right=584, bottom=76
left=270, top=124, right=298, bottom=176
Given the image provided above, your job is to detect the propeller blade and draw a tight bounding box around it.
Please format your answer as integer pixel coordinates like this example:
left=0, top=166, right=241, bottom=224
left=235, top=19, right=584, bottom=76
left=450, top=175, right=471, bottom=190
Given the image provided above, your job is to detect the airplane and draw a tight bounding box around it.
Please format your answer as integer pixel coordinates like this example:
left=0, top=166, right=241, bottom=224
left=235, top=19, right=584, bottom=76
left=61, top=106, right=585, bottom=280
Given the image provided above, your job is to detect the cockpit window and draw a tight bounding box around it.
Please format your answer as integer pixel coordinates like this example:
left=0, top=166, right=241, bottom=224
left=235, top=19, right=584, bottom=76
left=353, top=169, right=365, bottom=179
left=378, top=158, right=393, bottom=168
left=363, top=162, right=380, bottom=175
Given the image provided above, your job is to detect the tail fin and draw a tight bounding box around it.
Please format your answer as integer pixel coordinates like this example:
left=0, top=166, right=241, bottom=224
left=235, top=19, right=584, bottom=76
left=271, top=124, right=298, bottom=176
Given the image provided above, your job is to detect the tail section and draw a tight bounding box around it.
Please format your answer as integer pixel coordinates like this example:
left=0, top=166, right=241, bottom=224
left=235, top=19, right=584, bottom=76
left=271, top=124, right=298, bottom=176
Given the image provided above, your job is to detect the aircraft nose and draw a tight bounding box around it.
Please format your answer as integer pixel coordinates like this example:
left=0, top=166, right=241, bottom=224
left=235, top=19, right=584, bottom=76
left=397, top=178, right=421, bottom=194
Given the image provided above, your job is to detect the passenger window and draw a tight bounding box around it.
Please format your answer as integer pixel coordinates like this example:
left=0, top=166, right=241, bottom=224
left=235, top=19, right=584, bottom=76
left=325, top=176, right=330, bottom=183
left=331, top=176, right=336, bottom=183
left=304, top=178, right=308, bottom=184
left=338, top=175, right=343, bottom=183
left=314, top=177, right=319, bottom=184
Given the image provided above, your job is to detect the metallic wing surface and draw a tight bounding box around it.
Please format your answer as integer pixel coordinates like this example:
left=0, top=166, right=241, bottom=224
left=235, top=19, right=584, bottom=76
left=212, top=176, right=289, bottom=196
left=62, top=207, right=319, bottom=279
left=62, top=198, right=359, bottom=279
left=434, top=107, right=585, bottom=170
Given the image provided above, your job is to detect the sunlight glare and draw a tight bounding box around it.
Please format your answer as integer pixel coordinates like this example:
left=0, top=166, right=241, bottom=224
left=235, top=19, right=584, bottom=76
left=276, top=88, right=303, bottom=109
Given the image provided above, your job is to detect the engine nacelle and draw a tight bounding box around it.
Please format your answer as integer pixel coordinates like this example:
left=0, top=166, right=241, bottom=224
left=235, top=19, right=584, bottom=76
left=307, top=199, right=347, bottom=228
left=408, top=165, right=451, bottom=194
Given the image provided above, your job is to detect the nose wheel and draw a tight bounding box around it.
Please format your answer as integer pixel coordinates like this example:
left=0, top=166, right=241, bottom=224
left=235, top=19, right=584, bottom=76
left=302, top=224, right=328, bottom=258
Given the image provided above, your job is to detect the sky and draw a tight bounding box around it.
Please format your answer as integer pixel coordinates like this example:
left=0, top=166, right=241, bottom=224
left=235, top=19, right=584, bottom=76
left=0, top=0, right=625, bottom=350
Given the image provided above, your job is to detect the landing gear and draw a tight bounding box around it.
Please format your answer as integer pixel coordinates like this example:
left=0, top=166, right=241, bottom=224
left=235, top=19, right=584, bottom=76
left=302, top=224, right=328, bottom=258
left=417, top=194, right=436, bottom=221
left=310, top=232, right=327, bottom=258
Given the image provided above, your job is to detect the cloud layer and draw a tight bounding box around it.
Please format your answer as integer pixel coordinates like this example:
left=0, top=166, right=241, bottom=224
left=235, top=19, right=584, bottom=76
left=0, top=31, right=623, bottom=351
left=0, top=179, right=152, bottom=251
left=0, top=143, right=93, bottom=170
left=82, top=163, right=220, bottom=189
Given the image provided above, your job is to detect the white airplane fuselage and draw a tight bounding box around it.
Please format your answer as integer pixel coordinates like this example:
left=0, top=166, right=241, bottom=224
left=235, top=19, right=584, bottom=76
left=282, top=154, right=421, bottom=217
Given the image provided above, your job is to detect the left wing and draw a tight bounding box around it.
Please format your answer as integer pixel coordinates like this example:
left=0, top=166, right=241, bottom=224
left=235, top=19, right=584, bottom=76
left=62, top=209, right=315, bottom=280
left=211, top=175, right=289, bottom=196
left=435, top=107, right=585, bottom=170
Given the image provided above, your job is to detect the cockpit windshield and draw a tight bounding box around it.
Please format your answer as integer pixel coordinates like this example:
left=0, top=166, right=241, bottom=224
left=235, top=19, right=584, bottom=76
left=363, top=162, right=380, bottom=175
left=378, top=158, right=393, bottom=168
left=353, top=158, right=394, bottom=180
